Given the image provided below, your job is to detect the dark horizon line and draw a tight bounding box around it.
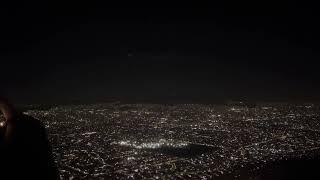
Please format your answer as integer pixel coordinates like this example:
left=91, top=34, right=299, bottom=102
left=13, top=95, right=320, bottom=107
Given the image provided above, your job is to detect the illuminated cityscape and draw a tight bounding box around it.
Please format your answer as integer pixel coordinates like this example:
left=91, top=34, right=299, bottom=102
left=25, top=103, right=320, bottom=179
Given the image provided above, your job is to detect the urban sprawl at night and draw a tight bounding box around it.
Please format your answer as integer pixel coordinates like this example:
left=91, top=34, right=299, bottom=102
left=24, top=103, right=320, bottom=179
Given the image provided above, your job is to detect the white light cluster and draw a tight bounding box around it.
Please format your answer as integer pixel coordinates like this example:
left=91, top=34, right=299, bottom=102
left=115, top=139, right=189, bottom=149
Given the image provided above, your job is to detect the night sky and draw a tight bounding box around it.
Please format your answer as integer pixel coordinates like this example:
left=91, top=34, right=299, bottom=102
left=1, top=1, right=319, bottom=104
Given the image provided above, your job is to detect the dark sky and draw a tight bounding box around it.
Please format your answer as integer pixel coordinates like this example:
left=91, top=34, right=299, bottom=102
left=1, top=1, right=319, bottom=104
